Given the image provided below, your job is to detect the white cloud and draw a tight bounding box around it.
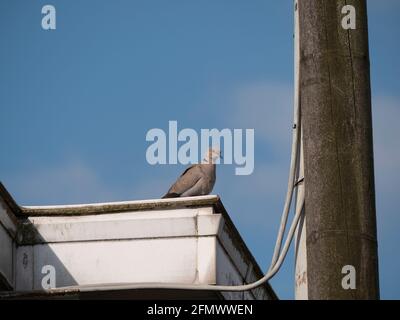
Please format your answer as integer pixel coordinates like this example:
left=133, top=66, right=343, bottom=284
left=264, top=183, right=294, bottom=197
left=371, top=95, right=400, bottom=297
left=372, top=95, right=400, bottom=225
left=5, top=160, right=118, bottom=205
left=130, top=175, right=173, bottom=200
left=372, top=95, right=400, bottom=172
left=211, top=81, right=295, bottom=230
left=228, top=81, right=294, bottom=154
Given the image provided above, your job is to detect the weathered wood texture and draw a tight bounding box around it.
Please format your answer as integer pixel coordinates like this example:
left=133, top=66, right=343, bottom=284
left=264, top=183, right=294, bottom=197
left=299, top=0, right=379, bottom=299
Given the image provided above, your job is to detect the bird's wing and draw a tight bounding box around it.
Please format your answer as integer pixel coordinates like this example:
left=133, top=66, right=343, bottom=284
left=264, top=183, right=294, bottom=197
left=179, top=164, right=196, bottom=177
left=167, top=165, right=203, bottom=196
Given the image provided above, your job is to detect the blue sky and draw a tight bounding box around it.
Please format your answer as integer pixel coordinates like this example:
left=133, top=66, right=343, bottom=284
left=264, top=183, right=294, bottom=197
left=0, top=0, right=399, bottom=299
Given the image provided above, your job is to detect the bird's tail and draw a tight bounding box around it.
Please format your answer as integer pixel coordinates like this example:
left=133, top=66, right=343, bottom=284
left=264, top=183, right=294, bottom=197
left=162, top=193, right=180, bottom=199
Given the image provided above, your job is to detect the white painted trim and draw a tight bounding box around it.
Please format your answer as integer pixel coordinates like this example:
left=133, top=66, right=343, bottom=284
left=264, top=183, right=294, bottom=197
left=21, top=195, right=219, bottom=210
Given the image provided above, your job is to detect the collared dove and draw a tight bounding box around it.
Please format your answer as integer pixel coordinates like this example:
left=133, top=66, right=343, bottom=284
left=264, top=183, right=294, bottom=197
left=162, top=148, right=221, bottom=198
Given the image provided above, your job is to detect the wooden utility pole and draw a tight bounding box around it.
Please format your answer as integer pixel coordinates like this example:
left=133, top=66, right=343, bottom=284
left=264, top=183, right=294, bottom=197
left=298, top=0, right=379, bottom=299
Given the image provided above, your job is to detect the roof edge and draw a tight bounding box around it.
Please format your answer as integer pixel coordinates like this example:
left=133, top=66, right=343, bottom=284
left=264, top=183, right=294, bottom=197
left=19, top=195, right=220, bottom=217
left=0, top=181, right=22, bottom=216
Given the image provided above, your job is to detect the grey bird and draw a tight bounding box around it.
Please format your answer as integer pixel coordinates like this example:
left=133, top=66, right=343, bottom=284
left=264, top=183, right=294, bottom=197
left=162, top=148, right=221, bottom=198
